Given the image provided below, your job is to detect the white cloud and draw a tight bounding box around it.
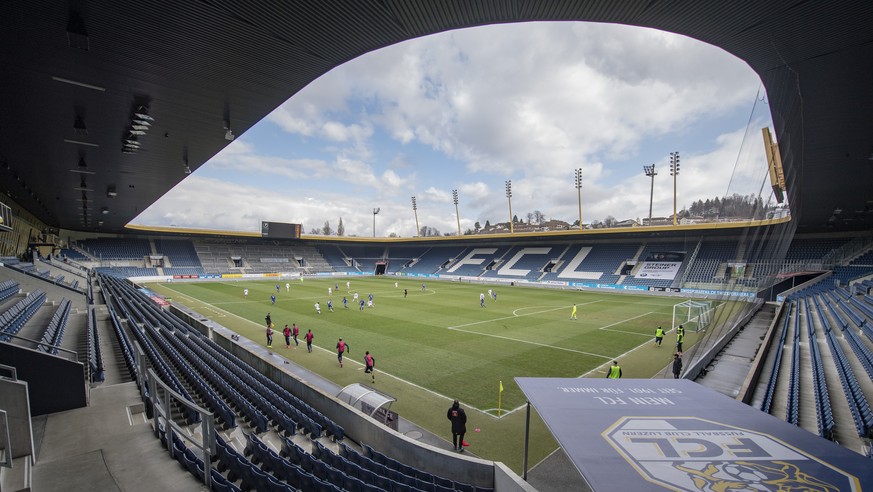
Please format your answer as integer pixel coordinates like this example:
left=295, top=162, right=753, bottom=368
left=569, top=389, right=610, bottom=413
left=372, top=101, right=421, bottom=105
left=139, top=21, right=769, bottom=236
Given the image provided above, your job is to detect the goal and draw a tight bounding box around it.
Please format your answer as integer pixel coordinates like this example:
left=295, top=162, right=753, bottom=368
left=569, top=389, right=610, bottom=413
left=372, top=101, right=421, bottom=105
left=672, top=300, right=715, bottom=333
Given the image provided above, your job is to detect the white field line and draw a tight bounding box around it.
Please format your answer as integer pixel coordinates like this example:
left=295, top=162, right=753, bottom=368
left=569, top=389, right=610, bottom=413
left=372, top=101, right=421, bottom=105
left=207, top=286, right=434, bottom=305
left=596, top=312, right=654, bottom=330
left=451, top=300, right=602, bottom=330
left=530, top=446, right=564, bottom=472
left=600, top=328, right=653, bottom=337
left=447, top=327, right=613, bottom=359
left=493, top=311, right=664, bottom=418
left=579, top=323, right=672, bottom=379
left=159, top=285, right=497, bottom=419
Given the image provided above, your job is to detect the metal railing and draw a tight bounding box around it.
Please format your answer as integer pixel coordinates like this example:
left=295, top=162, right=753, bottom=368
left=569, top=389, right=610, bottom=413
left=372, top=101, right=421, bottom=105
left=132, top=340, right=216, bottom=489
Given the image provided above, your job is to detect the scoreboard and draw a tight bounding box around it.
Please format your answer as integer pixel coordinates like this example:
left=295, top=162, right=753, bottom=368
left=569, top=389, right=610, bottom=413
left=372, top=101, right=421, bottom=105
left=261, top=221, right=301, bottom=239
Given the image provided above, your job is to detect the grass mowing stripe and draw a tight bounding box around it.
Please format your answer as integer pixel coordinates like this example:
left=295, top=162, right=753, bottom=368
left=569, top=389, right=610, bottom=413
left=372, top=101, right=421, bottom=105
left=446, top=326, right=613, bottom=359
left=148, top=277, right=735, bottom=471
left=160, top=283, right=484, bottom=415
left=596, top=311, right=653, bottom=330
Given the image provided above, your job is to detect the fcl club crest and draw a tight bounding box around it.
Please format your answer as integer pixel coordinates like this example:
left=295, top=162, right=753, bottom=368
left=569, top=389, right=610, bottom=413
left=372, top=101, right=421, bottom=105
left=603, top=417, right=859, bottom=492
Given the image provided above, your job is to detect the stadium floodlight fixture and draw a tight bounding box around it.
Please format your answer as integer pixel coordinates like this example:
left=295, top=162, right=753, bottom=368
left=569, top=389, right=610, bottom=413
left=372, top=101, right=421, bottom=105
left=129, top=130, right=146, bottom=136
left=373, top=207, right=380, bottom=237
left=505, top=180, right=514, bottom=233
left=132, top=124, right=149, bottom=131
left=411, top=197, right=420, bottom=236
left=575, top=169, right=583, bottom=229
left=670, top=152, right=680, bottom=225
left=452, top=189, right=461, bottom=235
left=133, top=118, right=151, bottom=127
left=644, top=164, right=657, bottom=226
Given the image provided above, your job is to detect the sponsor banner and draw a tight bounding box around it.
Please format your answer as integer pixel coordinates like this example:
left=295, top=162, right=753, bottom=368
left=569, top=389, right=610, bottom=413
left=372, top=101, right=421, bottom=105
left=635, top=261, right=683, bottom=280
left=263, top=272, right=279, bottom=277
left=517, top=378, right=870, bottom=492
left=199, top=274, right=221, bottom=279
left=777, top=295, right=786, bottom=303
left=223, top=273, right=242, bottom=279
left=620, top=285, right=649, bottom=291
left=150, top=296, right=170, bottom=306
left=644, top=251, right=686, bottom=262
left=649, top=287, right=682, bottom=293
left=173, top=274, right=197, bottom=279
left=683, top=288, right=756, bottom=299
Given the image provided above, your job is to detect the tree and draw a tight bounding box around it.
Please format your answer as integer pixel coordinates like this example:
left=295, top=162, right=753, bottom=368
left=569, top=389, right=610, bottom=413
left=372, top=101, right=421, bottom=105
left=419, top=226, right=441, bottom=237
left=337, top=217, right=345, bottom=236
left=309, top=227, right=320, bottom=234
left=533, top=210, right=546, bottom=224
left=322, top=220, right=333, bottom=236
left=388, top=232, right=398, bottom=238
left=603, top=215, right=617, bottom=227
left=512, top=214, right=519, bottom=223
left=464, top=228, right=474, bottom=235
left=526, top=212, right=534, bottom=224
left=484, top=220, right=491, bottom=228
left=474, top=221, right=481, bottom=232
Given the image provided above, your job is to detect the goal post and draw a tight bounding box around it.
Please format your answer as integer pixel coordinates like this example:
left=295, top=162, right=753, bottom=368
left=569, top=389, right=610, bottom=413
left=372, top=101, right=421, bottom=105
left=672, top=300, right=715, bottom=333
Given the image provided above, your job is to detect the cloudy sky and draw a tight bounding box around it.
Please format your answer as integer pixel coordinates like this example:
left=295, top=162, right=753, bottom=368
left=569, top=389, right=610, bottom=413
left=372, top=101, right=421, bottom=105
left=131, top=21, right=775, bottom=237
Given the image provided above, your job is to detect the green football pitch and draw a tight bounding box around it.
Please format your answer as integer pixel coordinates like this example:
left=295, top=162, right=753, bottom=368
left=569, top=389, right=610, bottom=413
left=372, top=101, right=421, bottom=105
left=147, top=276, right=726, bottom=470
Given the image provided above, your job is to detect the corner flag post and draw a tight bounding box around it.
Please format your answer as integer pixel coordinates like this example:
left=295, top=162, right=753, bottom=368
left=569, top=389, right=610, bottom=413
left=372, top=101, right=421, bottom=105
left=498, top=381, right=504, bottom=416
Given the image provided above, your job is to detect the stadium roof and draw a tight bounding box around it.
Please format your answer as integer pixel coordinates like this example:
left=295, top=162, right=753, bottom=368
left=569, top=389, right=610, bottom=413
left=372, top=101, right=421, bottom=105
left=1, top=1, right=871, bottom=234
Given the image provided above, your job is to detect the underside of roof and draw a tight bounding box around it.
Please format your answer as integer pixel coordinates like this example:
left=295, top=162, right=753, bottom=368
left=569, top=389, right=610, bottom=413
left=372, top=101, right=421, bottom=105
left=1, top=1, right=871, bottom=233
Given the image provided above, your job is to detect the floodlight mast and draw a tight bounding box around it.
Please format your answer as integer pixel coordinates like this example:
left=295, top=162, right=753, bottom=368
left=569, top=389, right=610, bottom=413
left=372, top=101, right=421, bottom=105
left=372, top=207, right=380, bottom=237
left=452, top=189, right=461, bottom=235
left=505, top=180, right=513, bottom=233
left=670, top=152, right=680, bottom=226
left=575, top=168, right=583, bottom=230
left=411, top=197, right=420, bottom=237
left=643, top=164, right=657, bottom=226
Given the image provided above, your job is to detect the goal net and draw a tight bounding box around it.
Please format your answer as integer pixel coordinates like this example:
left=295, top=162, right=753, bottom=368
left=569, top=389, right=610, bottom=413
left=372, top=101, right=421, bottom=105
left=672, top=300, right=715, bottom=333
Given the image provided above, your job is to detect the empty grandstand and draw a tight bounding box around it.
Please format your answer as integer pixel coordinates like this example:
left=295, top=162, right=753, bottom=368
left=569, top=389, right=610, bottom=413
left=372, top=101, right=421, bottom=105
left=3, top=2, right=873, bottom=491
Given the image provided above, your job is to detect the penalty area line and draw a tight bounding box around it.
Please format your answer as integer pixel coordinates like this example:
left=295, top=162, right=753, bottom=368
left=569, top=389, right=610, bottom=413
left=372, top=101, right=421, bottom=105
left=447, top=326, right=613, bottom=360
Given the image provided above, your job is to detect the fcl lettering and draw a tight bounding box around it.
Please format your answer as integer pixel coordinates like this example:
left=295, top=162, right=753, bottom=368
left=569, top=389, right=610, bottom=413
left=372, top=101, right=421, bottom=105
left=629, top=437, right=768, bottom=458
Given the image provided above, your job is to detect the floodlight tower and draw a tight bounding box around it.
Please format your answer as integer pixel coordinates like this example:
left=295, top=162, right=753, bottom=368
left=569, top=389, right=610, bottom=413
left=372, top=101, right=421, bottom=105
left=575, top=168, right=583, bottom=230
left=372, top=207, right=380, bottom=237
left=411, top=197, right=420, bottom=237
left=452, top=189, right=461, bottom=236
left=505, top=180, right=514, bottom=233
left=670, top=152, right=680, bottom=226
left=643, top=164, right=657, bottom=226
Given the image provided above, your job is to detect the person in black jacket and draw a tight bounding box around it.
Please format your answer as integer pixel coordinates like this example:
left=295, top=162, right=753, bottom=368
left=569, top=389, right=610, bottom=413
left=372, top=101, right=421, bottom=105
left=447, top=400, right=467, bottom=452
left=672, top=352, right=683, bottom=379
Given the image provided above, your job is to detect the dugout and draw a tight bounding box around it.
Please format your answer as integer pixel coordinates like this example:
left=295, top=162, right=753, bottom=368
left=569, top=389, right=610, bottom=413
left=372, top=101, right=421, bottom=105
left=337, top=383, right=398, bottom=430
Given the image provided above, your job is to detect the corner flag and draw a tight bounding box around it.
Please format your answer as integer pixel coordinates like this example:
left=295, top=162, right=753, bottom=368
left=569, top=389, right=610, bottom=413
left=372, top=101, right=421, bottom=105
left=498, top=381, right=504, bottom=416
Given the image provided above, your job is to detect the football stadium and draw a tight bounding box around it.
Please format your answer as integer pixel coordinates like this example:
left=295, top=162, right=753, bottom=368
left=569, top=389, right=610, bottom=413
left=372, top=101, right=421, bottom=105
left=2, top=2, right=873, bottom=492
